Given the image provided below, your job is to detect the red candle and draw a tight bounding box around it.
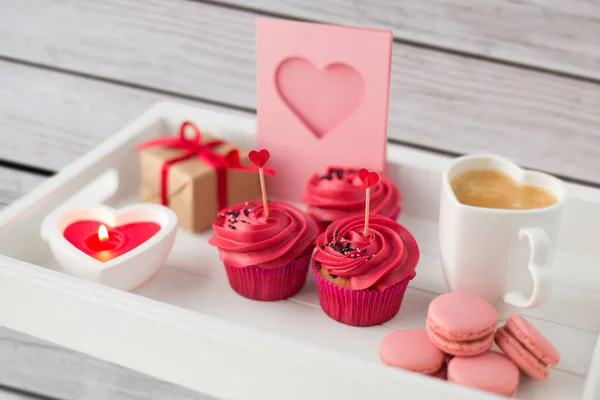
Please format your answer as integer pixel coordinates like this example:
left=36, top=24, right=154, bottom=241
left=84, top=224, right=125, bottom=251
left=64, top=220, right=161, bottom=262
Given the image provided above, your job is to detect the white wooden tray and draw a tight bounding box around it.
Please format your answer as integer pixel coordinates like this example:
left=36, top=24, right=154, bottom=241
left=0, top=102, right=599, bottom=400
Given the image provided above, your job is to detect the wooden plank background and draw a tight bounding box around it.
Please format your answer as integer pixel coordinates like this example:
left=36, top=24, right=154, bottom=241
left=0, top=0, right=598, bottom=398
left=2, top=0, right=600, bottom=183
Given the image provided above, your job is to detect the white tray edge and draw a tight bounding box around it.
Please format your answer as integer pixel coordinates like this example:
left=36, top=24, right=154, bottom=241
left=0, top=254, right=503, bottom=400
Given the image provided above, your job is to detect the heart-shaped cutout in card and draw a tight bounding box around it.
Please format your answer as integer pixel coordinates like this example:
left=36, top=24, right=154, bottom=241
left=359, top=168, right=380, bottom=189
left=41, top=204, right=178, bottom=291
left=249, top=149, right=270, bottom=168
left=276, top=57, right=365, bottom=139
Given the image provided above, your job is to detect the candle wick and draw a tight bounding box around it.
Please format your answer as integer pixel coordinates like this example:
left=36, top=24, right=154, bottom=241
left=98, top=224, right=109, bottom=242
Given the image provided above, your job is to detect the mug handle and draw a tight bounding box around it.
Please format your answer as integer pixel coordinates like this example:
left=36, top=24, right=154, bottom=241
left=503, top=228, right=553, bottom=309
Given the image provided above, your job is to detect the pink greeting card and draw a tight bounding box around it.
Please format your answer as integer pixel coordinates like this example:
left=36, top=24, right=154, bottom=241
left=256, top=19, right=393, bottom=201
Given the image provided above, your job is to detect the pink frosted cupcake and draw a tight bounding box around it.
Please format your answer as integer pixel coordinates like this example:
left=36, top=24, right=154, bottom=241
left=312, top=214, right=419, bottom=326
left=302, top=167, right=401, bottom=232
left=209, top=200, right=318, bottom=301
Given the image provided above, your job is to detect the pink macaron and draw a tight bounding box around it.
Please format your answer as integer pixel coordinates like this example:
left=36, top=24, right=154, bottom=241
left=380, top=329, right=446, bottom=378
left=448, top=351, right=520, bottom=397
left=495, top=314, right=560, bottom=380
left=426, top=292, right=497, bottom=356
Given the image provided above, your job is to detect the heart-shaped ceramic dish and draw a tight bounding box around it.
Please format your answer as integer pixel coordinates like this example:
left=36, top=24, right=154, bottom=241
left=41, top=204, right=178, bottom=291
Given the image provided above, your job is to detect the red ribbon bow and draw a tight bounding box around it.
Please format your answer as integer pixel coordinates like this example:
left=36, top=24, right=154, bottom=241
left=136, top=121, right=274, bottom=210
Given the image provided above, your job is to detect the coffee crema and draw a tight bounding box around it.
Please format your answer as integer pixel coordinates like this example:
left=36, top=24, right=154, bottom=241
left=450, top=169, right=558, bottom=210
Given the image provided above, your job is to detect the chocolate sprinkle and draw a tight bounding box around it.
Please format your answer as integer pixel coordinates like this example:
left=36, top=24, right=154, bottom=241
left=328, top=273, right=338, bottom=279
left=326, top=239, right=362, bottom=256
left=222, top=209, right=249, bottom=229
left=318, top=168, right=347, bottom=181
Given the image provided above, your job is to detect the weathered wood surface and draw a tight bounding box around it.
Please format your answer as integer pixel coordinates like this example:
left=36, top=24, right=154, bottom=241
left=1, top=0, right=600, bottom=184
left=0, top=389, right=35, bottom=400
left=220, top=0, right=600, bottom=81
left=0, top=167, right=44, bottom=207
left=0, top=60, right=250, bottom=172
left=0, top=327, right=211, bottom=400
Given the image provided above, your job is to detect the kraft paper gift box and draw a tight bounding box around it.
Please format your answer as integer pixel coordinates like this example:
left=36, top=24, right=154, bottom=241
left=138, top=125, right=260, bottom=233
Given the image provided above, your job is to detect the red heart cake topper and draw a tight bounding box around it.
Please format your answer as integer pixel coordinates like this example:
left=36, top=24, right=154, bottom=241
left=249, top=149, right=270, bottom=168
left=358, top=168, right=380, bottom=189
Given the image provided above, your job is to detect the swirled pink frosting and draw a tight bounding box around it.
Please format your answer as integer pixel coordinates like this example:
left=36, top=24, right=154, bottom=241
left=313, top=214, right=419, bottom=291
left=209, top=201, right=318, bottom=269
left=302, top=167, right=401, bottom=222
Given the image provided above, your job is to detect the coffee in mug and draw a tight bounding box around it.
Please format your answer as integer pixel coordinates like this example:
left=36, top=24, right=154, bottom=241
left=450, top=169, right=558, bottom=210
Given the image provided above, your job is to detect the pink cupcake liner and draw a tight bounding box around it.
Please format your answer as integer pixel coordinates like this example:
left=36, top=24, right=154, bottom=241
left=312, top=261, right=410, bottom=326
left=224, top=250, right=313, bottom=301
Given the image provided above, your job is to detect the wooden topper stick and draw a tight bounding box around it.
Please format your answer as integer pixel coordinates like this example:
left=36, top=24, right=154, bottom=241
left=248, top=149, right=271, bottom=217
left=259, top=166, right=269, bottom=217
left=363, top=187, right=371, bottom=238
left=358, top=168, right=380, bottom=238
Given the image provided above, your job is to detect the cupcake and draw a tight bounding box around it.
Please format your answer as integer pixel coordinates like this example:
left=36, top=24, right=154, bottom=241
left=302, top=167, right=401, bottom=232
left=312, top=214, right=419, bottom=326
left=209, top=200, right=319, bottom=301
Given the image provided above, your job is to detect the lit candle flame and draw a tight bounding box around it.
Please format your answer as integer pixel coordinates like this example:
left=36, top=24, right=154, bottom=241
left=98, top=224, right=109, bottom=242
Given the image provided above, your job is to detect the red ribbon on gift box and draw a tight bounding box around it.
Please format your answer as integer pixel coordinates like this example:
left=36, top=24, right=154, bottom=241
left=136, top=121, right=274, bottom=210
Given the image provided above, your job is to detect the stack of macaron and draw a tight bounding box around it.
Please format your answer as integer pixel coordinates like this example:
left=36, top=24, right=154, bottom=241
left=302, top=166, right=401, bottom=232
left=380, top=292, right=561, bottom=397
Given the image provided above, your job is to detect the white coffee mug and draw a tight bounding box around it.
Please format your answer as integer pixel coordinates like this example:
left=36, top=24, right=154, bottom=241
left=439, top=154, right=567, bottom=319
